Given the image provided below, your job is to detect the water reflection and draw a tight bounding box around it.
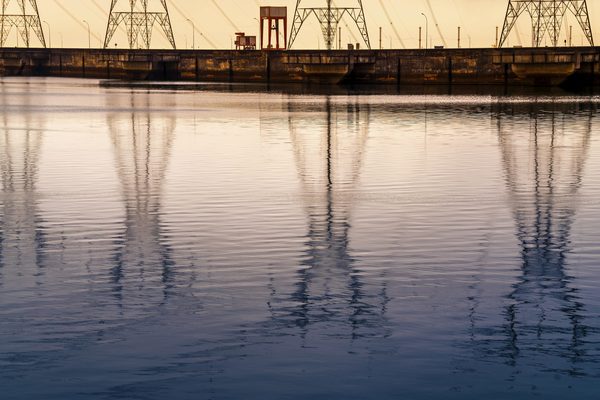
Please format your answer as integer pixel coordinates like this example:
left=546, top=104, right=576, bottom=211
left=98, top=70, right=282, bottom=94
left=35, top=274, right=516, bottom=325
left=265, top=96, right=390, bottom=339
left=484, top=101, right=595, bottom=372
left=107, top=91, right=176, bottom=307
left=0, top=81, right=46, bottom=280
left=3, top=79, right=600, bottom=398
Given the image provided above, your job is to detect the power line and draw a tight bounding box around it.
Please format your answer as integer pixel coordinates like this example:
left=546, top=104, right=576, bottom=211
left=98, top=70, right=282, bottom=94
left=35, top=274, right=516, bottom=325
left=377, top=0, right=405, bottom=48
left=167, top=0, right=218, bottom=49
left=210, top=0, right=241, bottom=32
left=424, top=0, right=447, bottom=47
left=51, top=0, right=103, bottom=45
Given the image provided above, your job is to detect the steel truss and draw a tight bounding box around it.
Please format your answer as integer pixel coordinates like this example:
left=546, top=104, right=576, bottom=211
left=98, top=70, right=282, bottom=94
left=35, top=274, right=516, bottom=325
left=499, top=0, right=594, bottom=47
left=104, top=0, right=176, bottom=49
left=289, top=0, right=370, bottom=50
left=0, top=0, right=46, bottom=47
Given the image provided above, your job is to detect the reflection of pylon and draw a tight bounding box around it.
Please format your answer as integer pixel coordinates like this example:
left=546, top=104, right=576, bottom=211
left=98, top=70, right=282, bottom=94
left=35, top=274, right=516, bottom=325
left=485, top=102, right=594, bottom=368
left=108, top=91, right=176, bottom=307
left=0, top=0, right=46, bottom=48
left=289, top=0, right=370, bottom=49
left=499, top=0, right=594, bottom=47
left=270, top=97, right=390, bottom=338
left=104, top=0, right=176, bottom=49
left=0, top=81, right=46, bottom=275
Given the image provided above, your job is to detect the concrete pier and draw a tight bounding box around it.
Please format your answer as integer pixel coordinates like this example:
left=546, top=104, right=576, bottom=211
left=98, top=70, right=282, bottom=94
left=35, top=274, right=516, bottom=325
left=0, top=47, right=598, bottom=87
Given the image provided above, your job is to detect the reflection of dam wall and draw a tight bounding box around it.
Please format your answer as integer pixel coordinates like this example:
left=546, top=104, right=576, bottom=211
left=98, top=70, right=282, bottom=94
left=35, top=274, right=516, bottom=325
left=0, top=82, right=45, bottom=277
left=108, top=91, right=176, bottom=306
left=471, top=101, right=595, bottom=369
left=266, top=97, right=389, bottom=338
left=1, top=47, right=599, bottom=86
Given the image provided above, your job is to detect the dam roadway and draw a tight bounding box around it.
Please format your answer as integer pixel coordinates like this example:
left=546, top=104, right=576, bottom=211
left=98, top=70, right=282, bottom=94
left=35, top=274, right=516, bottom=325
left=0, top=47, right=598, bottom=87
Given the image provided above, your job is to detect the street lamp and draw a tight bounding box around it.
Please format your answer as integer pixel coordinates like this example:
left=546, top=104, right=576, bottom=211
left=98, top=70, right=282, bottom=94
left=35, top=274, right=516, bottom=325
left=186, top=18, right=195, bottom=49
left=254, top=17, right=259, bottom=48
left=43, top=20, right=51, bottom=48
left=82, top=20, right=91, bottom=49
left=420, top=13, right=428, bottom=49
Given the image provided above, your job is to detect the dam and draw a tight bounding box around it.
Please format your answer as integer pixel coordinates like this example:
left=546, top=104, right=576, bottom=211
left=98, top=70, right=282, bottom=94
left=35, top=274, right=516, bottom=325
left=0, top=0, right=598, bottom=88
left=1, top=46, right=599, bottom=87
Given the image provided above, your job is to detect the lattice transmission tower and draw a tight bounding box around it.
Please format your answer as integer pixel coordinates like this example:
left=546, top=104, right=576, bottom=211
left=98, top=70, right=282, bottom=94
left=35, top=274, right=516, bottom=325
left=0, top=0, right=46, bottom=48
left=104, top=0, right=176, bottom=49
left=499, top=0, right=594, bottom=47
left=289, top=0, right=370, bottom=50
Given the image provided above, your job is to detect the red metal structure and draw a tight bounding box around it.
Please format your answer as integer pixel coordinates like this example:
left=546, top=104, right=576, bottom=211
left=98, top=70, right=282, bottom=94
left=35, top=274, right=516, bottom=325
left=235, top=32, right=257, bottom=50
left=260, top=6, right=287, bottom=50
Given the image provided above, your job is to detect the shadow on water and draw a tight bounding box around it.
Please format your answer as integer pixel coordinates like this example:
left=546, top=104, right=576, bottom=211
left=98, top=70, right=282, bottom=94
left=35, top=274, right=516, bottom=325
left=469, top=100, right=598, bottom=376
left=263, top=95, right=390, bottom=341
left=107, top=90, right=176, bottom=308
left=100, top=80, right=596, bottom=97
left=0, top=80, right=46, bottom=282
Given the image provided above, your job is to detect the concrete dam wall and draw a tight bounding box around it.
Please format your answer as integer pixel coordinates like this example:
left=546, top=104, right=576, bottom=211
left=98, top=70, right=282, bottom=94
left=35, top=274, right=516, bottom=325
left=0, top=47, right=598, bottom=87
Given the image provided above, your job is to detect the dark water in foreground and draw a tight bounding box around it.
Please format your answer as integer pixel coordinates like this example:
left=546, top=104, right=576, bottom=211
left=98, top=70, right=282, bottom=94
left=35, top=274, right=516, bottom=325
left=1, top=78, right=600, bottom=399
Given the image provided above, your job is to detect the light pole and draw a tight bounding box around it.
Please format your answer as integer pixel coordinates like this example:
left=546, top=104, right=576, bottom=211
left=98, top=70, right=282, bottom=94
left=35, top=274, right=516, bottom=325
left=82, top=20, right=91, bottom=48
left=186, top=18, right=195, bottom=49
left=254, top=17, right=260, bottom=48
left=43, top=20, right=51, bottom=48
left=421, top=13, right=428, bottom=49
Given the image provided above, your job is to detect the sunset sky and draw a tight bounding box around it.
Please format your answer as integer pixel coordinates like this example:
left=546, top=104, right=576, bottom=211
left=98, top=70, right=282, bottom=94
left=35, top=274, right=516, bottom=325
left=5, top=0, right=599, bottom=49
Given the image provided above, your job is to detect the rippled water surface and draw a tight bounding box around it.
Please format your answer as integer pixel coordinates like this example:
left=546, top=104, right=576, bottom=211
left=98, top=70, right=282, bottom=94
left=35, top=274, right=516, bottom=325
left=1, top=78, right=600, bottom=399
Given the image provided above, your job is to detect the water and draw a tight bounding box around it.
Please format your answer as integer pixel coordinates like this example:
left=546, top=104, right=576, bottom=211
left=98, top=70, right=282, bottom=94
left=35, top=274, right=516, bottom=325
left=1, top=78, right=600, bottom=399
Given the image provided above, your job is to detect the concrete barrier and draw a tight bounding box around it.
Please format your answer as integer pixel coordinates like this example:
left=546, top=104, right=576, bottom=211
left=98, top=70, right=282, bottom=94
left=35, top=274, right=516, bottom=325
left=1, top=47, right=598, bottom=88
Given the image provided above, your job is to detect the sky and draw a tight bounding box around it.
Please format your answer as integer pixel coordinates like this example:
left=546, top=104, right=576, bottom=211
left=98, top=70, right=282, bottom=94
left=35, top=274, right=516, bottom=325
left=3, top=0, right=599, bottom=49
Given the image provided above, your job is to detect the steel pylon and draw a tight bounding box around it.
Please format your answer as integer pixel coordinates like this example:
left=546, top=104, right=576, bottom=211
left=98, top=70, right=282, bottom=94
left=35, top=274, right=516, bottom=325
left=104, top=0, right=176, bottom=49
left=499, top=0, right=594, bottom=47
left=289, top=0, right=371, bottom=50
left=0, top=0, right=46, bottom=48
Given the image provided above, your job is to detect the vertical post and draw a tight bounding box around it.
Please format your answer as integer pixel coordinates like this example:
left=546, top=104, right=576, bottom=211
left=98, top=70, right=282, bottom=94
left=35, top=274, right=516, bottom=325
left=83, top=20, right=91, bottom=49
left=276, top=18, right=280, bottom=49
left=339, top=26, right=341, bottom=49
left=43, top=21, right=51, bottom=48
left=457, top=27, right=460, bottom=49
left=130, top=0, right=134, bottom=48
left=268, top=18, right=272, bottom=49
left=495, top=26, right=499, bottom=48
left=260, top=17, right=264, bottom=49
left=0, top=0, right=5, bottom=46
left=186, top=19, right=195, bottom=49
left=284, top=15, right=288, bottom=49
left=419, top=27, right=422, bottom=49
left=21, top=1, right=30, bottom=47
left=379, top=27, right=382, bottom=49
left=569, top=25, right=573, bottom=47
left=421, top=13, right=428, bottom=50
left=326, top=0, right=332, bottom=50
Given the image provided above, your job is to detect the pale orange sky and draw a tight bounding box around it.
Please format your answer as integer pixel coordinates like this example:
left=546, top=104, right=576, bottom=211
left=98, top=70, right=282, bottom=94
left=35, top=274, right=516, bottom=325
left=3, top=1, right=599, bottom=49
